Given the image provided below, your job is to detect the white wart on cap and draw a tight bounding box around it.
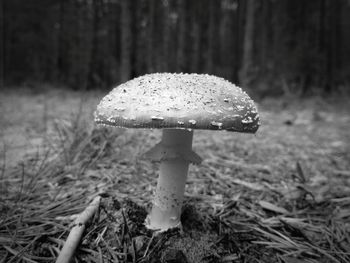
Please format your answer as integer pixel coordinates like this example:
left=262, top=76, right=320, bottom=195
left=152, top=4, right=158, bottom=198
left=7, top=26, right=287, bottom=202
left=95, top=73, right=260, bottom=133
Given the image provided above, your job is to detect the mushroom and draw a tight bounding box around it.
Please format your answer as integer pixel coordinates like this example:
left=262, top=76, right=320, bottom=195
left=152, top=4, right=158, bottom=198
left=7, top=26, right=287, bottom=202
left=94, top=73, right=259, bottom=232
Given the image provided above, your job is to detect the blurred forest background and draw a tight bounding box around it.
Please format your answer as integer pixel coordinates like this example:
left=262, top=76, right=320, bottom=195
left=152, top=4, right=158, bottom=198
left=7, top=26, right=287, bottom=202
left=1, top=0, right=350, bottom=96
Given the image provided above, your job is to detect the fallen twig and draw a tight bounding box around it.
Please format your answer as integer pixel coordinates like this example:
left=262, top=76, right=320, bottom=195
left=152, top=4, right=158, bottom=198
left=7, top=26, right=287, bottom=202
left=56, top=196, right=101, bottom=263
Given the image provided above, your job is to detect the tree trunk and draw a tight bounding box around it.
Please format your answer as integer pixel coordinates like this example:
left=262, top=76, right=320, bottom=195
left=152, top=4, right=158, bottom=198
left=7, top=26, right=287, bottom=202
left=57, top=0, right=65, bottom=81
left=234, top=0, right=244, bottom=83
left=332, top=1, right=340, bottom=89
left=260, top=0, right=270, bottom=71
left=319, top=0, right=326, bottom=52
left=176, top=0, right=186, bottom=72
left=205, top=0, right=215, bottom=73
left=325, top=0, right=340, bottom=93
left=239, top=0, right=255, bottom=88
left=130, top=0, right=138, bottom=78
left=154, top=2, right=163, bottom=72
left=87, top=0, right=100, bottom=89
left=161, top=1, right=170, bottom=72
left=219, top=0, right=234, bottom=79
left=191, top=22, right=200, bottom=73
left=147, top=0, right=155, bottom=73
left=0, top=0, right=4, bottom=88
left=190, top=1, right=202, bottom=73
left=120, top=0, right=132, bottom=82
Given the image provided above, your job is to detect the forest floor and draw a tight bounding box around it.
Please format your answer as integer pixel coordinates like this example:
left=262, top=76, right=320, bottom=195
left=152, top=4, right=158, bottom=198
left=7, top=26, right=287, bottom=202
left=0, top=86, right=350, bottom=263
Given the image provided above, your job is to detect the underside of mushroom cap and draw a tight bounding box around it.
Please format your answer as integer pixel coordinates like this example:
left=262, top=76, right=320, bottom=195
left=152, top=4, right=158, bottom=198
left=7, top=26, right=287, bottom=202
left=95, top=73, right=260, bottom=133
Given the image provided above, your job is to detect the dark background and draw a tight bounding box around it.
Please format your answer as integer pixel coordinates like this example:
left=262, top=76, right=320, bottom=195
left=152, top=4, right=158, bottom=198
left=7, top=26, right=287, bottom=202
left=1, top=0, right=350, bottom=96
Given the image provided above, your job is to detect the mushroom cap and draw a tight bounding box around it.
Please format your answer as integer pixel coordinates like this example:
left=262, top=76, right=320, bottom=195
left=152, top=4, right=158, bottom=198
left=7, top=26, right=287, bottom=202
left=95, top=73, right=260, bottom=133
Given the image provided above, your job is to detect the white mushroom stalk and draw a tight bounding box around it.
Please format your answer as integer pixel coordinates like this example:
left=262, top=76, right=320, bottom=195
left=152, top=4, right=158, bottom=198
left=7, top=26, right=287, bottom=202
left=144, top=128, right=201, bottom=231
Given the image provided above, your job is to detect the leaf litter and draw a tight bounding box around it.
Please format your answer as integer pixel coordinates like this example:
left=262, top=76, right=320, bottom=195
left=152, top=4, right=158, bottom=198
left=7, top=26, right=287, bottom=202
left=0, top=89, right=349, bottom=262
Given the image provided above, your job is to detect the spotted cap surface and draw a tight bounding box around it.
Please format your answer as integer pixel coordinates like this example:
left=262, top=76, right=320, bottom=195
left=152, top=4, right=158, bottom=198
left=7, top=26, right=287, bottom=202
left=94, top=73, right=260, bottom=133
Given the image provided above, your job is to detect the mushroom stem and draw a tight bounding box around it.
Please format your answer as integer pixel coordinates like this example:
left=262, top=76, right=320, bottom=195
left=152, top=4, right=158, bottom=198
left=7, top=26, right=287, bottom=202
left=146, top=129, right=194, bottom=231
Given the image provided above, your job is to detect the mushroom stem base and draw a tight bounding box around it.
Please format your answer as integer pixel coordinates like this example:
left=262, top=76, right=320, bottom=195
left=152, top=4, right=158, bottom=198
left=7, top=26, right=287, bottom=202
left=145, top=129, right=194, bottom=232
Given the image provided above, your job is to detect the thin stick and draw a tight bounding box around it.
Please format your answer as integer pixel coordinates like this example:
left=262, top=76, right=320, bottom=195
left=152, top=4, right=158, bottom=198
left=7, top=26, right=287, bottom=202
left=56, top=196, right=101, bottom=263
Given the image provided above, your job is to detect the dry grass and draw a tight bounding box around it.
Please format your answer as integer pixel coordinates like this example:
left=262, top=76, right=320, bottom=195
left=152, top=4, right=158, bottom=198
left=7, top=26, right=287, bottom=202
left=0, top=87, right=349, bottom=262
